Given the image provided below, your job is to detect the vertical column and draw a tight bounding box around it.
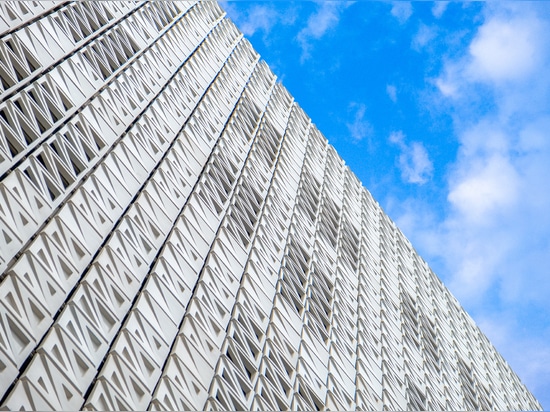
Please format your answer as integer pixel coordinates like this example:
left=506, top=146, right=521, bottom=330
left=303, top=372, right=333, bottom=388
left=355, top=190, right=384, bottom=410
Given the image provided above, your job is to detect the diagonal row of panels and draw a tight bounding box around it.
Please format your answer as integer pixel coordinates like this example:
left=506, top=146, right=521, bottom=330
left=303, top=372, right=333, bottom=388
left=0, top=1, right=542, bottom=411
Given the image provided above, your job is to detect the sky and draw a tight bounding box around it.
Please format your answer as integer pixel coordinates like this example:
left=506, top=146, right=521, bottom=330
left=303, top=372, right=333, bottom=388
left=222, top=1, right=550, bottom=408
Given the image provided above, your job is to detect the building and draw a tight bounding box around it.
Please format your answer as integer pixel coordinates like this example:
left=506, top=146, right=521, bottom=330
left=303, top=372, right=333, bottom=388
left=0, top=1, right=542, bottom=410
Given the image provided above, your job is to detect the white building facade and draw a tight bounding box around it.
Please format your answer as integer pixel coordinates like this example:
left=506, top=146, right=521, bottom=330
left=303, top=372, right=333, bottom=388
left=0, top=1, right=542, bottom=410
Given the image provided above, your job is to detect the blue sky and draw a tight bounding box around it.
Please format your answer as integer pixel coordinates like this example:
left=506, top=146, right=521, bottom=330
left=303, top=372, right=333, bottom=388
left=223, top=1, right=550, bottom=407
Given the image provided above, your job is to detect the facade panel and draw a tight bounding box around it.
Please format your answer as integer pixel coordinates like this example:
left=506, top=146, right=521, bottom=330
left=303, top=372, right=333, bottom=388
left=0, top=1, right=542, bottom=410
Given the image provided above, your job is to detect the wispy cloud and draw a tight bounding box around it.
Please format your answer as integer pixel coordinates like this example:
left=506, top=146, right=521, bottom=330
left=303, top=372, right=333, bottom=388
left=237, top=5, right=280, bottom=37
left=432, top=1, right=449, bottom=19
left=297, top=2, right=352, bottom=61
left=222, top=2, right=297, bottom=40
left=386, top=84, right=397, bottom=102
left=412, top=24, right=437, bottom=51
left=389, top=131, right=433, bottom=184
left=346, top=103, right=373, bottom=142
left=390, top=2, right=413, bottom=24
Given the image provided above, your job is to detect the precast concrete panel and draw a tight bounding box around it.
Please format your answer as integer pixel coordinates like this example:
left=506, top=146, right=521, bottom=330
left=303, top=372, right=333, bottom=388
left=0, top=1, right=542, bottom=410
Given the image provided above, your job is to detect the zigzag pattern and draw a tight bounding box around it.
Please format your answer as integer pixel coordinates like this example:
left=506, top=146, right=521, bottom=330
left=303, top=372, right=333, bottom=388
left=0, top=1, right=542, bottom=410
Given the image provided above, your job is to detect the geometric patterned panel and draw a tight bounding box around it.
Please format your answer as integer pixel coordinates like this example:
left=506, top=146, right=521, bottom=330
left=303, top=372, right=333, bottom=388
left=0, top=1, right=542, bottom=411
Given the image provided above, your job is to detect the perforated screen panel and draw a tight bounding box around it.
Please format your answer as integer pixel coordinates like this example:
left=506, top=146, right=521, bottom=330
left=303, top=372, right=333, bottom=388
left=0, top=2, right=542, bottom=410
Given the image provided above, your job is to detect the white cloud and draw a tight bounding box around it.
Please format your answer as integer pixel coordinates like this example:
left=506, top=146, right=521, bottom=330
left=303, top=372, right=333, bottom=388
left=237, top=5, right=280, bottom=37
left=436, top=10, right=544, bottom=96
left=222, top=3, right=298, bottom=42
left=392, top=198, right=442, bottom=257
left=448, top=154, right=520, bottom=223
left=389, top=130, right=405, bottom=145
left=402, top=142, right=433, bottom=184
left=468, top=17, right=540, bottom=82
left=432, top=1, right=449, bottom=19
left=390, top=2, right=413, bottom=24
left=297, top=2, right=352, bottom=61
left=435, top=75, right=458, bottom=98
left=446, top=120, right=522, bottom=224
left=459, top=120, right=511, bottom=156
left=347, top=103, right=373, bottom=142
left=412, top=24, right=436, bottom=51
left=518, top=117, right=550, bottom=152
left=386, top=84, right=397, bottom=102
left=390, top=131, right=433, bottom=184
